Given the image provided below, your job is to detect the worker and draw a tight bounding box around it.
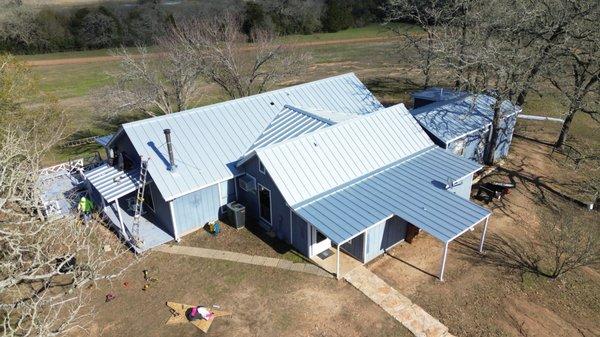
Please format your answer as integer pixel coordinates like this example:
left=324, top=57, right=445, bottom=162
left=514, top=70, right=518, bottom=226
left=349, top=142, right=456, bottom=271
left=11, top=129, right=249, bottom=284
left=77, top=196, right=93, bottom=224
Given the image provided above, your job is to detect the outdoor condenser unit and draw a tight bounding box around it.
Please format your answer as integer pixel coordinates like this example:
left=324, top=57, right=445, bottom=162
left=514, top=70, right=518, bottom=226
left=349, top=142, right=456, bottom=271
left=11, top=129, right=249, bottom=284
left=226, top=202, right=246, bottom=229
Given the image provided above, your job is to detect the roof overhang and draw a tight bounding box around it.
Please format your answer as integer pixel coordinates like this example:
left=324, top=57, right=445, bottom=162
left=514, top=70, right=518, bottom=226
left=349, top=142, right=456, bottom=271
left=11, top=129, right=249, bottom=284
left=292, top=147, right=490, bottom=245
left=86, top=164, right=144, bottom=203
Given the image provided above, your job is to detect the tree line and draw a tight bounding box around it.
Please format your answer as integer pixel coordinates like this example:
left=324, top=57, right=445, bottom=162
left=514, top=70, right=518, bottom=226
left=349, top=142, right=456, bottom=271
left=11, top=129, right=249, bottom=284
left=386, top=0, right=599, bottom=154
left=0, top=0, right=387, bottom=54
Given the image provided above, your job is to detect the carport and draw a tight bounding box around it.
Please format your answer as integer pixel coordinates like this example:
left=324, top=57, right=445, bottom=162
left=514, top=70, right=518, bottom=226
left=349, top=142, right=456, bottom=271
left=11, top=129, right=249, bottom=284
left=293, top=148, right=492, bottom=281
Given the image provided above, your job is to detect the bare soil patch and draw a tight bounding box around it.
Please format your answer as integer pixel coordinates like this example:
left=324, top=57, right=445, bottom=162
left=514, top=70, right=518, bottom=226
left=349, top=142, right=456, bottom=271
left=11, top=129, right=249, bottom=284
left=367, top=130, right=600, bottom=337
left=85, top=251, right=411, bottom=337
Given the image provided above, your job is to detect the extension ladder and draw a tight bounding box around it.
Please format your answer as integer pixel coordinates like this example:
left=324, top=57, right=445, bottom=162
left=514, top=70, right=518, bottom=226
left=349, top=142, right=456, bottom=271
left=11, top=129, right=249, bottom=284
left=131, top=157, right=149, bottom=247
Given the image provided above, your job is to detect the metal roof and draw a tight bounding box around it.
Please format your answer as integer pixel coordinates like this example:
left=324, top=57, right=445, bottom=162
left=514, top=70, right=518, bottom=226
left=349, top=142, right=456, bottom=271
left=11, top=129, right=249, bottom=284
left=120, top=73, right=382, bottom=201
left=410, top=94, right=520, bottom=144
left=256, top=104, right=434, bottom=206
left=411, top=87, right=465, bottom=102
left=237, top=104, right=359, bottom=165
left=294, top=147, right=489, bottom=244
left=95, top=134, right=114, bottom=147
left=86, top=164, right=141, bottom=202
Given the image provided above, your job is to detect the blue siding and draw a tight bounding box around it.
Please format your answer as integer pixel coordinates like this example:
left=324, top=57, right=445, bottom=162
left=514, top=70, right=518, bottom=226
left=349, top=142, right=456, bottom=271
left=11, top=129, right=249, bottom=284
left=365, top=216, right=408, bottom=262
left=238, top=156, right=292, bottom=243
left=148, top=181, right=174, bottom=236
left=173, top=183, right=220, bottom=235
left=291, top=211, right=309, bottom=256
left=341, top=234, right=364, bottom=262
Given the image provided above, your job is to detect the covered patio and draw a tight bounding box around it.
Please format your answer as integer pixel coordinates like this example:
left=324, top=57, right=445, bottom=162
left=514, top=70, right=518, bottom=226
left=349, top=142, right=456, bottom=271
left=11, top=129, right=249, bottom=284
left=86, top=164, right=172, bottom=253
left=293, top=148, right=492, bottom=281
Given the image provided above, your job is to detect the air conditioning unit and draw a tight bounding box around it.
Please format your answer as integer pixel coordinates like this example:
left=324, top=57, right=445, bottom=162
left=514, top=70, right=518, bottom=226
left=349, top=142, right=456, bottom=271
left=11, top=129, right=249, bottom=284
left=239, top=175, right=256, bottom=192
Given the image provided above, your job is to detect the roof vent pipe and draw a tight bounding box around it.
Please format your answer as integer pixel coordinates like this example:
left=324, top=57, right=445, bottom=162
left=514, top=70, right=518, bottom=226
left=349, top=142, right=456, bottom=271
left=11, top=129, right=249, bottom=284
left=164, top=129, right=176, bottom=171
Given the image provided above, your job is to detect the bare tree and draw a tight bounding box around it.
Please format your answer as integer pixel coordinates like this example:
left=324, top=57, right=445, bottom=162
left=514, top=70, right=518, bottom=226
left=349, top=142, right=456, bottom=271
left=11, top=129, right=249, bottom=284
left=167, top=13, right=309, bottom=99
left=1, top=55, right=132, bottom=337
left=102, top=45, right=203, bottom=117
left=385, top=0, right=452, bottom=88
left=544, top=29, right=599, bottom=149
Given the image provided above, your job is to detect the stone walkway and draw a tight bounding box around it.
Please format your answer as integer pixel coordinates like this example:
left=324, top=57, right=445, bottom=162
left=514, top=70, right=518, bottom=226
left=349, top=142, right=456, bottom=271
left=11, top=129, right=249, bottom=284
left=154, top=245, right=332, bottom=278
left=344, top=266, right=454, bottom=337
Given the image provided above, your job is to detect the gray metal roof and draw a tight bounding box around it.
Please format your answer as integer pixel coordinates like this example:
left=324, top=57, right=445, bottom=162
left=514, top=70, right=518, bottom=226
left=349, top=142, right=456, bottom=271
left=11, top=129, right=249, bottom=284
left=237, top=104, right=359, bottom=165
left=256, top=104, right=434, bottom=206
left=411, top=87, right=465, bottom=102
left=86, top=164, right=141, bottom=202
left=410, top=94, right=520, bottom=144
left=95, top=134, right=114, bottom=147
left=294, top=147, right=489, bottom=244
left=120, top=73, right=382, bottom=201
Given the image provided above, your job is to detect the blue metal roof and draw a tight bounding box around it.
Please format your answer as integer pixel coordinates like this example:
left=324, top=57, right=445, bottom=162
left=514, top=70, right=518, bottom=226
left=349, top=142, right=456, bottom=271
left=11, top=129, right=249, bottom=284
left=119, top=73, right=382, bottom=201
left=86, top=164, right=142, bottom=202
left=237, top=104, right=354, bottom=165
left=410, top=94, right=520, bottom=144
left=256, top=104, right=434, bottom=206
left=294, top=147, right=489, bottom=244
left=411, top=87, right=465, bottom=102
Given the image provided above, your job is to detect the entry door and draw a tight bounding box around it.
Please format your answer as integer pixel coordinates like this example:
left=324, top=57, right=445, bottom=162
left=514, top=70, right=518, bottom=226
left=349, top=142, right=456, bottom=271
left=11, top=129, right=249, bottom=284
left=258, top=184, right=272, bottom=228
left=310, top=225, right=331, bottom=257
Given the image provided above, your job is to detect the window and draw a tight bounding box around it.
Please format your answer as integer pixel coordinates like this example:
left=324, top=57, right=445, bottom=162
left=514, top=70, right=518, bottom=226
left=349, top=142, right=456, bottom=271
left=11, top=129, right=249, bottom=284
left=258, top=184, right=271, bottom=224
left=258, top=160, right=266, bottom=174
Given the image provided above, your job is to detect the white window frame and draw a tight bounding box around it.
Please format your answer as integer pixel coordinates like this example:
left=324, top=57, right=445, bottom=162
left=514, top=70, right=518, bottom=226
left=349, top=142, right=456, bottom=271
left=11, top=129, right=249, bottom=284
left=258, top=160, right=266, bottom=174
left=257, top=183, right=272, bottom=226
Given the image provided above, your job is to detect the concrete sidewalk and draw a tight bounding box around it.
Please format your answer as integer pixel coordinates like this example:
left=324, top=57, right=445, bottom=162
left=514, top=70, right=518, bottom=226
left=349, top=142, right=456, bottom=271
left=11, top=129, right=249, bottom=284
left=345, top=266, right=454, bottom=337
left=154, top=244, right=333, bottom=278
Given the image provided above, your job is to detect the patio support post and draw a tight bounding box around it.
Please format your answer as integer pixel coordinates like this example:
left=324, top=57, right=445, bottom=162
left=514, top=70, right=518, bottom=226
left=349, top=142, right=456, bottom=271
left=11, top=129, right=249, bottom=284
left=169, top=201, right=180, bottom=242
left=479, top=216, right=489, bottom=253
left=439, top=242, right=449, bottom=282
left=115, top=201, right=126, bottom=235
left=336, top=244, right=341, bottom=280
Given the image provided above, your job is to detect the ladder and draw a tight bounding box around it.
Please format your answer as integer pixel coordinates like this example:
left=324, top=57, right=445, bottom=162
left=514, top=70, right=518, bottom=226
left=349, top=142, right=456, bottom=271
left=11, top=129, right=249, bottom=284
left=131, top=157, right=149, bottom=247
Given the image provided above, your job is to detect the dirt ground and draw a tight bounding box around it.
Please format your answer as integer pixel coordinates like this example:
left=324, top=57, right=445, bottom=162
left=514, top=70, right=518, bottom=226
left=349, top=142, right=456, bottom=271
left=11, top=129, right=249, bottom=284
left=368, top=127, right=600, bottom=337
left=86, top=251, right=410, bottom=337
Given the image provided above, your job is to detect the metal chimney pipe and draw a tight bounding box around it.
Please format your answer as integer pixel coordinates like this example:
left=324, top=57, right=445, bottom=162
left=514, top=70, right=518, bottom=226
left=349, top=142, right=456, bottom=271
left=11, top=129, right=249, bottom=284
left=164, top=129, right=176, bottom=171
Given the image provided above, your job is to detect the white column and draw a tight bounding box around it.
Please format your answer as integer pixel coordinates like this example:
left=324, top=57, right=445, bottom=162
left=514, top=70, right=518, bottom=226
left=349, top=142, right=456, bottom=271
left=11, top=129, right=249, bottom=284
left=479, top=216, right=490, bottom=253
left=439, top=242, right=449, bottom=282
left=115, top=201, right=126, bottom=235
left=336, top=244, right=341, bottom=280
left=169, top=201, right=180, bottom=241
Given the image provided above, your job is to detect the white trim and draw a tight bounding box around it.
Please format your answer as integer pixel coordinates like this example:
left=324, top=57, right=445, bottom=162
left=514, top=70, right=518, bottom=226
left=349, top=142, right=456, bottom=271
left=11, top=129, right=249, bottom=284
left=336, top=244, right=341, bottom=279
left=258, top=160, right=266, bottom=174
left=169, top=201, right=180, bottom=241
left=363, top=231, right=368, bottom=263
left=309, top=224, right=332, bottom=257
left=439, top=242, right=449, bottom=281
left=115, top=201, right=126, bottom=234
left=257, top=183, right=272, bottom=226
left=447, top=214, right=490, bottom=242
left=289, top=208, right=293, bottom=245
left=479, top=216, right=489, bottom=253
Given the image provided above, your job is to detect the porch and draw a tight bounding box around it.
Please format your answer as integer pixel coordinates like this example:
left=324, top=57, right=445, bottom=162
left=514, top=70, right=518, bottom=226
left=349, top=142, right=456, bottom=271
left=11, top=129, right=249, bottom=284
left=310, top=247, right=363, bottom=278
left=103, top=196, right=173, bottom=253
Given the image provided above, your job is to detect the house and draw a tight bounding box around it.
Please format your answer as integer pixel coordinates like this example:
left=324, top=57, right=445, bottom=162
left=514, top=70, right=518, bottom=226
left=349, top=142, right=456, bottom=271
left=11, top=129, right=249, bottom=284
left=410, top=87, right=521, bottom=163
left=86, top=74, right=491, bottom=281
left=86, top=73, right=382, bottom=253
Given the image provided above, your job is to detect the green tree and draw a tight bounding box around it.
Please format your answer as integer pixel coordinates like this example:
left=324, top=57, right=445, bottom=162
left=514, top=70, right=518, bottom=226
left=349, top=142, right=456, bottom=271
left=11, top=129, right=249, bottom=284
left=322, top=0, right=354, bottom=32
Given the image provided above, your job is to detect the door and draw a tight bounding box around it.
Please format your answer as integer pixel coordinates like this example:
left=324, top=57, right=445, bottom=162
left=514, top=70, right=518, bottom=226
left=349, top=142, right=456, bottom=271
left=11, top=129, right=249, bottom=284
left=258, top=184, right=272, bottom=227
left=309, top=225, right=332, bottom=257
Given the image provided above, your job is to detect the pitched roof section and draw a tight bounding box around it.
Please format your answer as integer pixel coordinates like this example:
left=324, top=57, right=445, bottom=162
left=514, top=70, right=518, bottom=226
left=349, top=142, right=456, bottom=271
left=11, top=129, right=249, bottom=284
left=121, top=73, right=382, bottom=201
left=256, top=104, right=434, bottom=206
left=410, top=94, right=520, bottom=144
left=238, top=104, right=360, bottom=165
left=294, top=147, right=488, bottom=244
